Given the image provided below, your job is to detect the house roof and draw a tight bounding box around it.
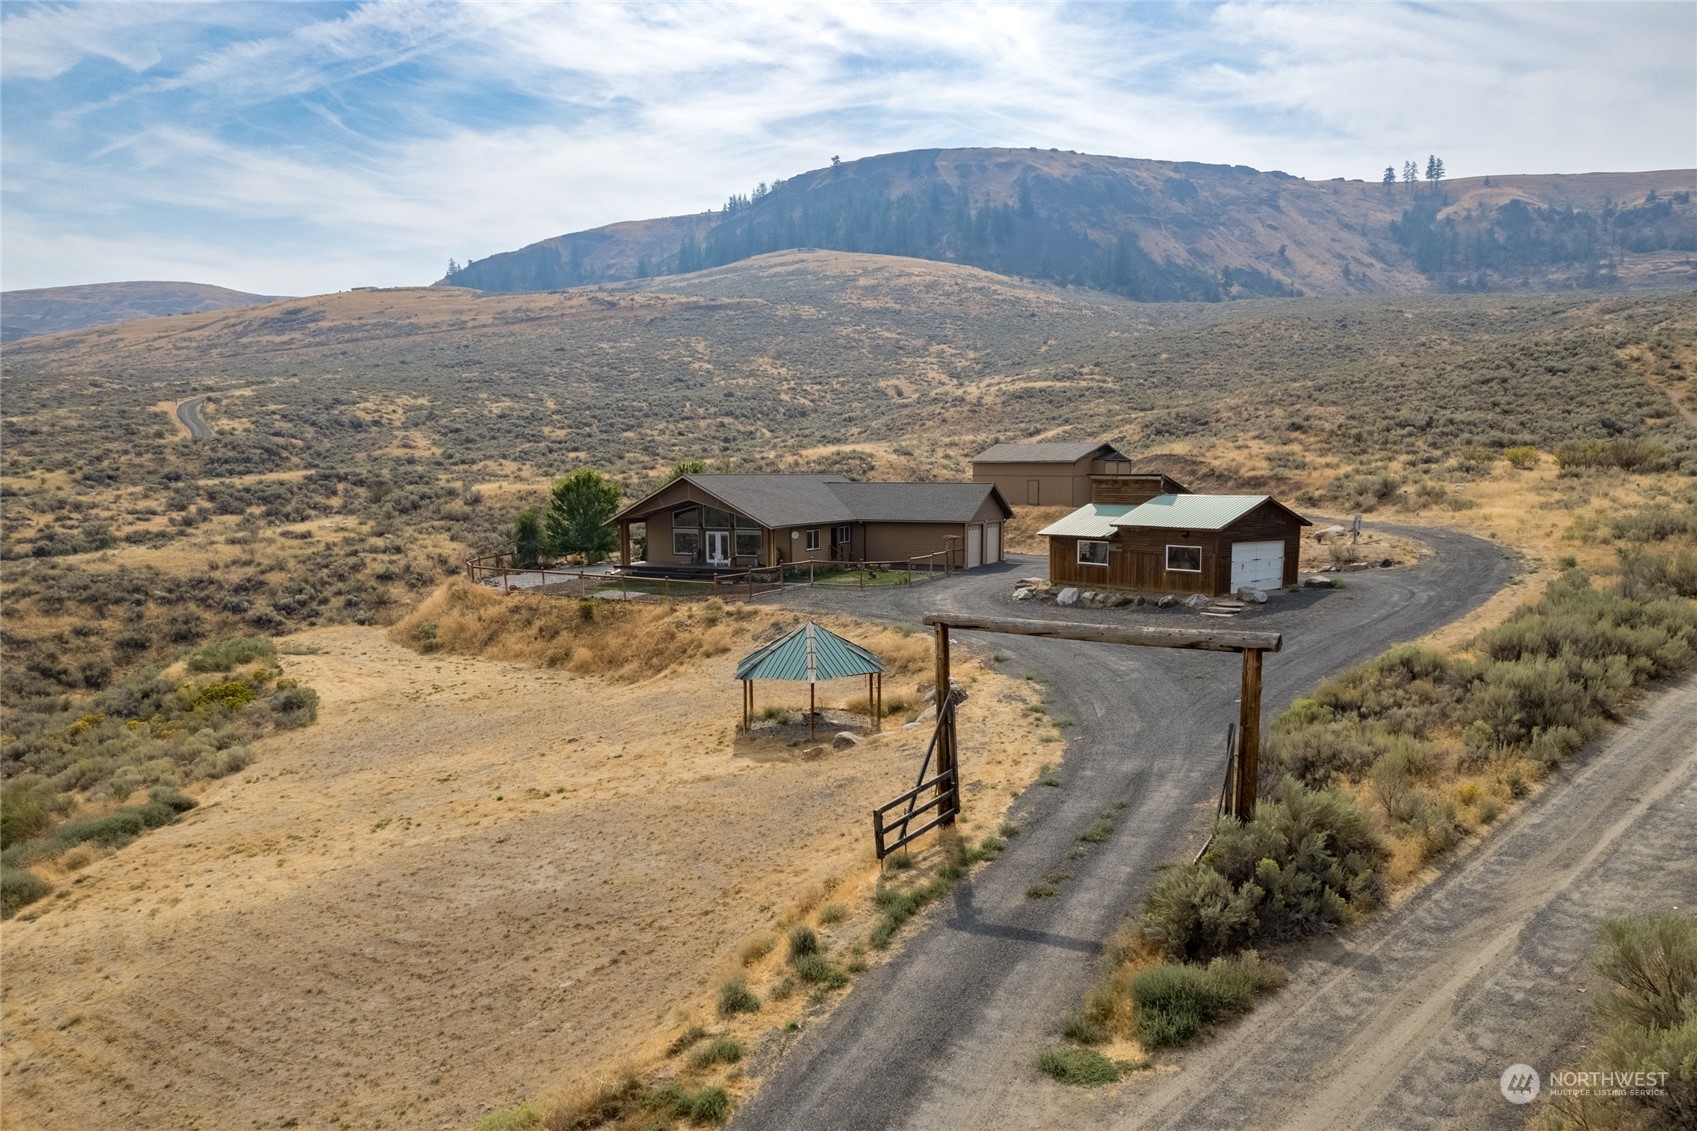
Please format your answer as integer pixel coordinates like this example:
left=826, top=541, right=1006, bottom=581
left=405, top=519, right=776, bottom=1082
left=611, top=474, right=852, bottom=527
left=1038, top=503, right=1139, bottom=539
left=972, top=441, right=1117, bottom=464
left=827, top=481, right=1009, bottom=523
left=735, top=622, right=884, bottom=683
left=1039, top=494, right=1312, bottom=537
left=611, top=474, right=1009, bottom=528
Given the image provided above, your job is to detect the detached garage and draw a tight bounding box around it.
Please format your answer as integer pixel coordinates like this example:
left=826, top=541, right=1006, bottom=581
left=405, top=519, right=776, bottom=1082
left=1040, top=494, right=1311, bottom=598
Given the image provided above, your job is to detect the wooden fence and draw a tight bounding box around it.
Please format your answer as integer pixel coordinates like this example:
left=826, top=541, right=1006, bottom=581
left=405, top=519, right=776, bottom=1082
left=465, top=548, right=955, bottom=601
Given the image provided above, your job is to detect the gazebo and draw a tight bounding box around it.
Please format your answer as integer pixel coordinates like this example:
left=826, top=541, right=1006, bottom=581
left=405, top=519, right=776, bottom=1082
left=736, top=622, right=884, bottom=739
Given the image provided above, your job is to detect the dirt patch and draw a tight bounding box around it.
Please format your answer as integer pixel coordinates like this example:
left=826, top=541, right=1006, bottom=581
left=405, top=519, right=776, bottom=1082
left=0, top=619, right=1043, bottom=1131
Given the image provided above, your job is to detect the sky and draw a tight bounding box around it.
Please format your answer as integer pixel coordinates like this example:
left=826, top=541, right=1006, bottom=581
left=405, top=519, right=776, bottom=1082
left=2, top=1, right=1694, bottom=296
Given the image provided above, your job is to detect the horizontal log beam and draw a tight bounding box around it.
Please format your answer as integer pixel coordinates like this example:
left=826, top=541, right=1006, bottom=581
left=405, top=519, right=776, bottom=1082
left=920, top=614, right=1281, bottom=654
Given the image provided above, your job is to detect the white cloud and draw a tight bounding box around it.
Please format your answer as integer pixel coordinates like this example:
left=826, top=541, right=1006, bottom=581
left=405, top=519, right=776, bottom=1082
left=2, top=0, right=1692, bottom=294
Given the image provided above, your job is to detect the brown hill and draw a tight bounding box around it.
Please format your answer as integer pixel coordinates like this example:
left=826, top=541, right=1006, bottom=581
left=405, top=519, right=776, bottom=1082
left=0, top=280, right=286, bottom=342
left=443, top=148, right=1697, bottom=300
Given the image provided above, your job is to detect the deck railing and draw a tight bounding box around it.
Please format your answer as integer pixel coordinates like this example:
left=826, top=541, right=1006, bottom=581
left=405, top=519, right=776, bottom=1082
left=464, top=547, right=957, bottom=600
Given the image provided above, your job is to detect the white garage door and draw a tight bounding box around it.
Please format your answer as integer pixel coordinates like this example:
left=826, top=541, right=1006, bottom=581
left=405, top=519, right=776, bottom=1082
left=966, top=524, right=983, bottom=569
left=1230, top=540, right=1285, bottom=592
left=984, top=522, right=1001, bottom=564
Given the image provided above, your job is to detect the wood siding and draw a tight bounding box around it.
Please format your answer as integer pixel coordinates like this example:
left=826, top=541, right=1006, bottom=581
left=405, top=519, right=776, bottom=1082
left=1045, top=500, right=1305, bottom=596
left=1089, top=474, right=1188, bottom=505
left=864, top=522, right=967, bottom=565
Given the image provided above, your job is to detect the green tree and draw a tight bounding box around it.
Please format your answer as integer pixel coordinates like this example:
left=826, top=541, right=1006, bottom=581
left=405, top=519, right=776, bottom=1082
left=666, top=458, right=707, bottom=484
left=545, top=469, right=620, bottom=563
left=1382, top=166, right=1395, bottom=192
left=1425, top=155, right=1445, bottom=190
left=1402, top=160, right=1419, bottom=191
left=512, top=506, right=544, bottom=568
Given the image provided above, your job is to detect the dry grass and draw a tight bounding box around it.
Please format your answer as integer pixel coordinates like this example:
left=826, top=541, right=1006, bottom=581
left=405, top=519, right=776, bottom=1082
left=390, top=582, right=934, bottom=688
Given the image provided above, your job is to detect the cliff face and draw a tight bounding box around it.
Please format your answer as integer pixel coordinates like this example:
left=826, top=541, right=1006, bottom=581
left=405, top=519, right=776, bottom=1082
left=441, top=148, right=1697, bottom=300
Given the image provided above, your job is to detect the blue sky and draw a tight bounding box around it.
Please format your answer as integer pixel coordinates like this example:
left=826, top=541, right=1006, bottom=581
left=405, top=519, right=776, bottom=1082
left=3, top=1, right=1693, bottom=295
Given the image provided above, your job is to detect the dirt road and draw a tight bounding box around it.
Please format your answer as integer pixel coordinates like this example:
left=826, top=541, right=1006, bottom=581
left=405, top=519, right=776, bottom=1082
left=734, top=528, right=1517, bottom=1130
left=1115, top=675, right=1697, bottom=1131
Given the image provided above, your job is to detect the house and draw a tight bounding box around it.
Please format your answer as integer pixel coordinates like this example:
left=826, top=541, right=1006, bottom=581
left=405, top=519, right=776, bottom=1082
left=609, top=474, right=1013, bottom=571
left=972, top=441, right=1160, bottom=507
left=1041, top=493, right=1311, bottom=597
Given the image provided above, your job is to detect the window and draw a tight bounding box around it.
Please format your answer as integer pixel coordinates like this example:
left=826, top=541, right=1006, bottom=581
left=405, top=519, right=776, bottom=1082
left=805, top=529, right=821, bottom=551
left=834, top=525, right=852, bottom=545
left=673, top=505, right=699, bottom=528
left=735, top=531, right=762, bottom=558
left=703, top=506, right=734, bottom=529
left=1077, top=540, right=1109, bottom=566
left=673, top=529, right=701, bottom=558
left=734, top=513, right=761, bottom=530
left=1165, top=544, right=1202, bottom=573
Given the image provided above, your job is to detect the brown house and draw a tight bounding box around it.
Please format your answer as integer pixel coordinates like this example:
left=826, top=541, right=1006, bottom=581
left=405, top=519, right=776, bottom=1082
left=1041, top=494, right=1311, bottom=597
left=609, top=474, right=1013, bottom=571
left=971, top=441, right=1142, bottom=507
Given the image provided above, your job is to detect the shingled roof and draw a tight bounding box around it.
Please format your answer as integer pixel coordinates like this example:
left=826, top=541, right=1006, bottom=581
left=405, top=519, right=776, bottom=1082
left=612, top=474, right=1008, bottom=528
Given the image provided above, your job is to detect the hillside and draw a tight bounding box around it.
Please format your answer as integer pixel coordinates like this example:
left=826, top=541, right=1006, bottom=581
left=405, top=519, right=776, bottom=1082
left=0, top=280, right=286, bottom=342
left=4, top=252, right=1694, bottom=528
left=442, top=148, right=1697, bottom=301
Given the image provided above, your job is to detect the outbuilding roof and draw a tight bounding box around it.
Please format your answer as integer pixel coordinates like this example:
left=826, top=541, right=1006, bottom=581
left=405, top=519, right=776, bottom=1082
left=972, top=441, right=1118, bottom=464
left=735, top=622, right=884, bottom=683
left=1037, top=503, right=1139, bottom=539
left=1039, top=494, right=1312, bottom=537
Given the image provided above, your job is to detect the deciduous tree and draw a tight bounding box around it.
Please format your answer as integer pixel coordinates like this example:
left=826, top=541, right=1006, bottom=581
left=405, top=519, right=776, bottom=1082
left=545, top=469, right=620, bottom=563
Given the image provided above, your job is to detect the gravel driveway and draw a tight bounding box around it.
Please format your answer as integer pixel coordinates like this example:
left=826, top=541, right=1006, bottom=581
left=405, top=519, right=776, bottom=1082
left=733, top=526, right=1518, bottom=1131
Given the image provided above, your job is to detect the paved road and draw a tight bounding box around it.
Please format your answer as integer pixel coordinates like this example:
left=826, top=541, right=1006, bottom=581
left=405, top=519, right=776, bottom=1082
left=734, top=528, right=1517, bottom=1131
left=176, top=395, right=212, bottom=439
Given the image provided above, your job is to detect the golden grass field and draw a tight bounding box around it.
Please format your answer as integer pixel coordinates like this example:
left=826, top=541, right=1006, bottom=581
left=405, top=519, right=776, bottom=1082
left=0, top=597, right=1049, bottom=1131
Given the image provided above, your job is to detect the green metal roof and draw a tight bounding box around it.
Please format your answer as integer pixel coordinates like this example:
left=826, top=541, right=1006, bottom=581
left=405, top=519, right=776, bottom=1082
left=1038, top=503, right=1138, bottom=539
left=736, top=622, right=885, bottom=683
left=1112, top=494, right=1272, bottom=531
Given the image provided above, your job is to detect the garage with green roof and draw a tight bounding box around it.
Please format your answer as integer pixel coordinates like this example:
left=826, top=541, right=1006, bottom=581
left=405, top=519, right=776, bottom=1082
left=1039, top=493, right=1311, bottom=597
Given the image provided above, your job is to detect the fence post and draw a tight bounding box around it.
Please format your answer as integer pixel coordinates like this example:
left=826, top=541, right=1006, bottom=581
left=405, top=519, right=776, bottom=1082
left=809, top=561, right=815, bottom=587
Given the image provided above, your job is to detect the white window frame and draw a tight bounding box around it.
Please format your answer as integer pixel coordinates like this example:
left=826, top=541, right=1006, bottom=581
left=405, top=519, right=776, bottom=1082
left=1165, top=544, right=1202, bottom=573
left=805, top=528, right=821, bottom=551
left=1076, top=540, right=1109, bottom=566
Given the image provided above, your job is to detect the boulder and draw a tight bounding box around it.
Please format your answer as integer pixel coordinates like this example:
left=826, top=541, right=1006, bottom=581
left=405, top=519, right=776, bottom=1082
left=1019, top=577, right=1048, bottom=588
left=1156, top=594, right=1178, bottom=608
left=799, top=745, right=827, bottom=761
left=832, top=731, right=860, bottom=750
left=1185, top=593, right=1209, bottom=609
left=1056, top=587, right=1080, bottom=607
left=1238, top=587, right=1269, bottom=604
left=1106, top=594, right=1133, bottom=608
left=1012, top=588, right=1033, bottom=600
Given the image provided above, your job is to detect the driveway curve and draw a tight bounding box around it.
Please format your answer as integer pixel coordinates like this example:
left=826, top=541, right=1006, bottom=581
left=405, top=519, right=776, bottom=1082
left=733, top=525, right=1516, bottom=1131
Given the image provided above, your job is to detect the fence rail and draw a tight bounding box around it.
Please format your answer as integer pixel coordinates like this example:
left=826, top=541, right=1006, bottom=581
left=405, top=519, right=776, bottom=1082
left=464, top=547, right=956, bottom=601
left=872, top=767, right=960, bottom=860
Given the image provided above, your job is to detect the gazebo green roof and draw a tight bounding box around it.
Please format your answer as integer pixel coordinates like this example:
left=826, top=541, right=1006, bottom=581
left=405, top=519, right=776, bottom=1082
left=735, top=622, right=884, bottom=683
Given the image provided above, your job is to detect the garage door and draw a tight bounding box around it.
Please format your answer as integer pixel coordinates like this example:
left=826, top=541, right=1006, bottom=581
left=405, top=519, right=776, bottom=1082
left=966, top=525, right=983, bottom=569
left=984, top=522, right=1001, bottom=564
left=1230, top=540, right=1285, bottom=592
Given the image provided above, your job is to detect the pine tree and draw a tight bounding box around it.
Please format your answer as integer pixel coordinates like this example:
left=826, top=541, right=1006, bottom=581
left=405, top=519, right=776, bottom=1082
left=1402, top=161, right=1419, bottom=191
left=1382, top=166, right=1396, bottom=192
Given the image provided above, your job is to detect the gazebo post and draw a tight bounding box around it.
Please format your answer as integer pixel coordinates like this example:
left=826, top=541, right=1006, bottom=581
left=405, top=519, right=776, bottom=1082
left=867, top=673, right=874, bottom=731
left=809, top=683, right=816, bottom=740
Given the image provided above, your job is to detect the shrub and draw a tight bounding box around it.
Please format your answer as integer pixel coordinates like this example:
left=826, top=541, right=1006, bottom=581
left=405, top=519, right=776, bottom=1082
left=1143, top=778, right=1386, bottom=960
left=474, top=1104, right=539, bottom=1131
left=1061, top=1011, right=1109, bottom=1046
left=1131, top=955, right=1286, bottom=1048
left=271, top=685, right=320, bottom=728
left=192, top=679, right=256, bottom=712
left=787, top=924, right=820, bottom=960
left=1035, top=1045, right=1138, bottom=1086
left=739, top=934, right=776, bottom=965
left=1, top=864, right=53, bottom=917
left=794, top=952, right=850, bottom=990
left=818, top=903, right=847, bottom=924
left=1, top=782, right=52, bottom=848
left=186, top=636, right=277, bottom=673
left=1502, top=445, right=1539, bottom=469
left=716, top=977, right=759, bottom=1017
left=688, top=1036, right=744, bottom=1070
